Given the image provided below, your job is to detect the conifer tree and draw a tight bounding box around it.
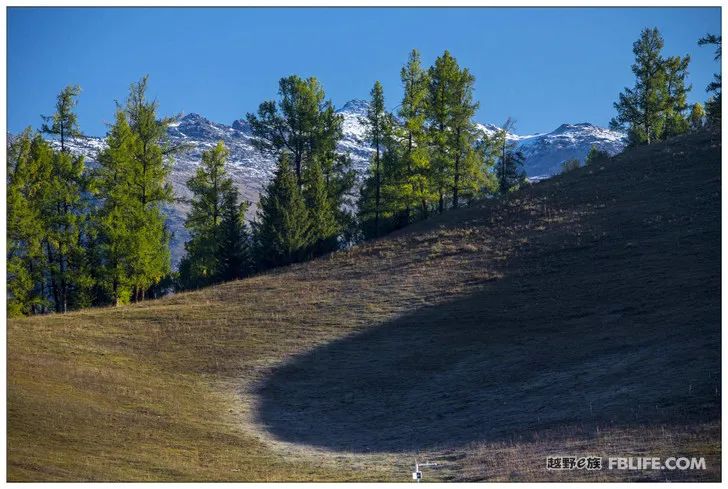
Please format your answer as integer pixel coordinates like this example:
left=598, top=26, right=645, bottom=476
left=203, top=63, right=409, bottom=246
left=42, top=146, right=91, bottom=312
left=37, top=86, right=91, bottom=312
left=611, top=28, right=692, bottom=145
left=585, top=145, right=610, bottom=166
left=217, top=188, right=252, bottom=282
left=93, top=109, right=139, bottom=305
left=253, top=154, right=312, bottom=268
left=449, top=66, right=481, bottom=208
left=179, top=141, right=243, bottom=288
left=41, top=85, right=83, bottom=152
left=362, top=81, right=387, bottom=235
left=399, top=49, right=433, bottom=220
left=611, top=28, right=669, bottom=145
left=428, top=50, right=460, bottom=212
left=93, top=77, right=174, bottom=305
left=246, top=75, right=343, bottom=187
left=304, top=159, right=340, bottom=256
left=663, top=55, right=691, bottom=138
left=689, top=102, right=705, bottom=131
left=7, top=131, right=50, bottom=315
left=698, top=33, right=721, bottom=126
left=489, top=121, right=526, bottom=194
left=498, top=147, right=527, bottom=194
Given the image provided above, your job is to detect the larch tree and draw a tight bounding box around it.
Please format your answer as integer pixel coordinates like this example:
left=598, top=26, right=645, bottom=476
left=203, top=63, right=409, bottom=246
left=610, top=28, right=692, bottom=145
left=427, top=50, right=460, bottom=212
left=399, top=49, right=433, bottom=220
left=41, top=85, right=83, bottom=152
left=93, top=77, right=174, bottom=305
left=38, top=86, right=91, bottom=312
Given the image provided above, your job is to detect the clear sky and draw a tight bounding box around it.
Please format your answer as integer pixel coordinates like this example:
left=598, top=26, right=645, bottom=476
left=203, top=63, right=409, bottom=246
left=7, top=7, right=721, bottom=136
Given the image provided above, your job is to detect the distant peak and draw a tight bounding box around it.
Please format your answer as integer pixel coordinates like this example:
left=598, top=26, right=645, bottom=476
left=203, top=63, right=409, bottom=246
left=181, top=112, right=207, bottom=122
left=338, top=99, right=369, bottom=114
left=552, top=122, right=598, bottom=134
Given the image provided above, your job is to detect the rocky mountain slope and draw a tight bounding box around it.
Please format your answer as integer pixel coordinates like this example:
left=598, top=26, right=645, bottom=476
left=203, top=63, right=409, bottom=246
left=55, top=100, right=625, bottom=265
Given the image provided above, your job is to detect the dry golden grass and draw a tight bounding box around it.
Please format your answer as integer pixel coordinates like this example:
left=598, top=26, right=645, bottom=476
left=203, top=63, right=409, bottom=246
left=8, top=131, right=721, bottom=481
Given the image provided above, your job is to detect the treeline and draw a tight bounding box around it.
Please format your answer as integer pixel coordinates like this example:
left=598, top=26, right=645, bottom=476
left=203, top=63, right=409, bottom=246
left=610, top=28, right=721, bottom=145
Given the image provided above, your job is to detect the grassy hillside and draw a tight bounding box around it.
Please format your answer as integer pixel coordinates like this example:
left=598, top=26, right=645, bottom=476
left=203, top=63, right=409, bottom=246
left=8, top=130, right=720, bottom=481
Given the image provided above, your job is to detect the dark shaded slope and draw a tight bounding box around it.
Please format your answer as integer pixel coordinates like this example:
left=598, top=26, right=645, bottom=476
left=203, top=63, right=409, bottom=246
left=255, top=131, right=721, bottom=453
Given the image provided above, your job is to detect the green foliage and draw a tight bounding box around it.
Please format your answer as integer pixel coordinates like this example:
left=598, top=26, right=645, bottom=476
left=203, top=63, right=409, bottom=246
left=662, top=54, right=691, bottom=138
left=425, top=50, right=489, bottom=212
left=93, top=77, right=174, bottom=304
left=246, top=74, right=352, bottom=246
left=448, top=65, right=482, bottom=207
left=689, top=103, right=705, bottom=131
left=253, top=154, right=312, bottom=268
left=561, top=159, right=581, bottom=173
left=217, top=188, right=252, bottom=282
left=246, top=75, right=343, bottom=186
left=427, top=50, right=461, bottom=212
left=358, top=81, right=388, bottom=237
left=304, top=159, right=340, bottom=256
left=7, top=131, right=51, bottom=315
left=41, top=85, right=83, bottom=151
left=698, top=34, right=721, bottom=126
left=179, top=141, right=251, bottom=289
left=611, top=28, right=692, bottom=145
left=9, top=86, right=92, bottom=314
left=489, top=130, right=526, bottom=194
left=399, top=49, right=435, bottom=220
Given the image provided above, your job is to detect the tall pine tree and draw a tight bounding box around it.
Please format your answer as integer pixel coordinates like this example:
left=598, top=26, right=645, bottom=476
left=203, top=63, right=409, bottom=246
left=362, top=81, right=387, bottom=236
left=93, top=77, right=174, bottom=305
left=41, top=85, right=83, bottom=152
left=427, top=50, right=460, bottom=212
left=253, top=154, right=312, bottom=268
left=399, top=49, right=433, bottom=220
left=179, top=141, right=250, bottom=288
left=611, top=28, right=692, bottom=145
left=38, top=86, right=91, bottom=312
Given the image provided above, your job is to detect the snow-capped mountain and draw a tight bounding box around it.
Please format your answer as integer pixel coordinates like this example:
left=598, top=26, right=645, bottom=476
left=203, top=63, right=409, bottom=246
left=52, top=99, right=625, bottom=266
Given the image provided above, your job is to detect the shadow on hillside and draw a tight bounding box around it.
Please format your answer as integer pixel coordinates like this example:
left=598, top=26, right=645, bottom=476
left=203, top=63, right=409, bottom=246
left=253, top=269, right=720, bottom=453
left=253, top=131, right=721, bottom=453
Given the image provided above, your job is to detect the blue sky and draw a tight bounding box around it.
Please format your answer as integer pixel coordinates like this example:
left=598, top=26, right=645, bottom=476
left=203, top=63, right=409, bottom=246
left=8, top=7, right=721, bottom=136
